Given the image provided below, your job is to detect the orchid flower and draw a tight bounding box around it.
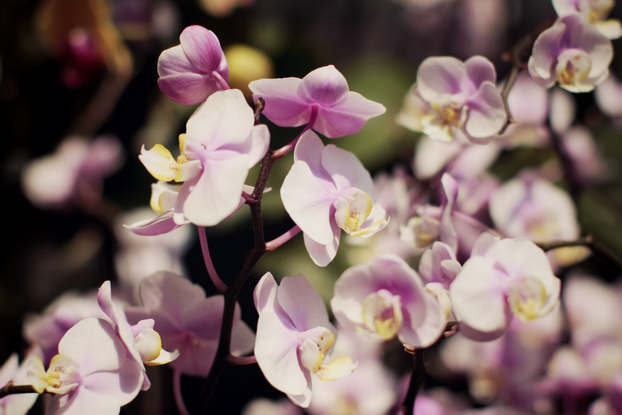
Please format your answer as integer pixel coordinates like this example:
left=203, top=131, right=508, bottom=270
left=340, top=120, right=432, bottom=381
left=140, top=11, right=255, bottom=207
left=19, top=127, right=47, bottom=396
left=331, top=254, right=446, bottom=348
left=249, top=65, right=386, bottom=138
left=157, top=25, right=229, bottom=105
left=26, top=318, right=143, bottom=415
left=449, top=233, right=561, bottom=341
left=552, top=0, right=622, bottom=39
left=137, top=89, right=269, bottom=229
left=415, top=56, right=506, bottom=144
left=97, top=281, right=179, bottom=390
left=528, top=14, right=613, bottom=92
left=125, top=271, right=255, bottom=377
left=254, top=272, right=357, bottom=408
left=280, top=130, right=388, bottom=266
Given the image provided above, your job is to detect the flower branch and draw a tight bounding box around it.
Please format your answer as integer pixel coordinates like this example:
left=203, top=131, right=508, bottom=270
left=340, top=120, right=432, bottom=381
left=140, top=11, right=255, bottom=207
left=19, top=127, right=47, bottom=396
left=0, top=382, right=39, bottom=399
left=198, top=226, right=228, bottom=294
left=537, top=234, right=622, bottom=270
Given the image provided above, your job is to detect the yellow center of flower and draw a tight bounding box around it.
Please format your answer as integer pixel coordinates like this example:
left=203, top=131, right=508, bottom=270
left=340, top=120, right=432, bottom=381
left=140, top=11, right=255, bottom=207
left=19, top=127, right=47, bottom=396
left=509, top=277, right=547, bottom=322
left=361, top=289, right=403, bottom=340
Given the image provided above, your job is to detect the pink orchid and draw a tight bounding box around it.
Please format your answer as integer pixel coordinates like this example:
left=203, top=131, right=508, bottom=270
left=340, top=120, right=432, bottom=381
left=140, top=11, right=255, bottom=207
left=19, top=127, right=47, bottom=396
left=528, top=14, right=613, bottom=92
left=97, top=281, right=179, bottom=391
left=157, top=25, right=229, bottom=105
left=280, top=130, right=388, bottom=266
left=138, top=89, right=269, bottom=228
left=254, top=272, right=356, bottom=408
left=415, top=56, right=506, bottom=144
left=449, top=233, right=561, bottom=341
left=249, top=65, right=386, bottom=138
left=22, top=135, right=123, bottom=209
left=552, top=0, right=622, bottom=39
left=26, top=318, right=143, bottom=415
left=331, top=254, right=446, bottom=347
left=0, top=348, right=41, bottom=415
left=125, top=271, right=255, bottom=377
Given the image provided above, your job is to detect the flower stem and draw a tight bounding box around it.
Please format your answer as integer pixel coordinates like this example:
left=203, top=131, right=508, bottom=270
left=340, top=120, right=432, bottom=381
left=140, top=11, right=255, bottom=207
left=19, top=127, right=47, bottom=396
left=198, top=226, right=228, bottom=294
left=0, top=382, right=38, bottom=398
left=173, top=369, right=190, bottom=415
left=194, top=100, right=273, bottom=415
left=272, top=105, right=319, bottom=160
left=400, top=350, right=425, bottom=415
left=212, top=71, right=230, bottom=91
left=537, top=234, right=622, bottom=270
left=225, top=355, right=257, bottom=365
left=266, top=225, right=301, bottom=251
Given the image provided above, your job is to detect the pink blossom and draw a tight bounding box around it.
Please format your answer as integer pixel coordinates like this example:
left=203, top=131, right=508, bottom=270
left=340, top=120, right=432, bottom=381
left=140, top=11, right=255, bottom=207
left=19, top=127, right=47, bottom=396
left=157, top=25, right=229, bottom=105
left=22, top=135, right=123, bottom=209
left=415, top=56, right=506, bottom=144
left=552, top=0, right=622, bottom=39
left=125, top=271, right=255, bottom=377
left=254, top=273, right=356, bottom=408
left=449, top=233, right=561, bottom=341
left=138, top=89, right=269, bottom=228
left=249, top=65, right=386, bottom=138
left=528, top=14, right=613, bottom=92
left=331, top=254, right=446, bottom=348
left=26, top=318, right=143, bottom=415
left=280, top=131, right=388, bottom=266
left=0, top=348, right=41, bottom=415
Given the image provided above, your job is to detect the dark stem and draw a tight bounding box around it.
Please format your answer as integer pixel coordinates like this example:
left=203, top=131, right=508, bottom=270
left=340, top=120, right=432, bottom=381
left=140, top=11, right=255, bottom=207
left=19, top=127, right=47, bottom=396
left=537, top=234, right=622, bottom=270
left=225, top=355, right=257, bottom=366
left=194, top=100, right=272, bottom=415
left=0, top=382, right=39, bottom=398
left=400, top=350, right=426, bottom=415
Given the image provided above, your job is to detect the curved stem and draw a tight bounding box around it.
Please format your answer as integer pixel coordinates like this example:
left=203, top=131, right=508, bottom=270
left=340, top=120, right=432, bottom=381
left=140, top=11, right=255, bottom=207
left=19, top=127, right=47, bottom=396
left=0, top=382, right=38, bottom=398
left=272, top=105, right=319, bottom=160
left=537, top=234, right=622, bottom=270
left=173, top=369, right=190, bottom=415
left=198, top=227, right=228, bottom=294
left=266, top=225, right=301, bottom=251
left=212, top=71, right=230, bottom=91
left=225, top=355, right=257, bottom=366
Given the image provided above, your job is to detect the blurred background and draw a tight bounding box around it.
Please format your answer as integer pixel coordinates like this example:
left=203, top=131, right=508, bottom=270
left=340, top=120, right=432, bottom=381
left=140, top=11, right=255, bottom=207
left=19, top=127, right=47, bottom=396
left=1, top=0, right=622, bottom=414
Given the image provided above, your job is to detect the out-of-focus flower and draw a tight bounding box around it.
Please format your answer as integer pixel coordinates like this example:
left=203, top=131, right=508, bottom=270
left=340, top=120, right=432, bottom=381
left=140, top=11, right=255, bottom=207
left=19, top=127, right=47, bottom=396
left=225, top=44, right=273, bottom=97
left=26, top=318, right=143, bottom=415
left=125, top=272, right=255, bottom=377
left=331, top=254, right=446, bottom=347
left=254, top=273, right=356, bottom=408
left=595, top=74, right=622, bottom=127
left=197, top=0, right=254, bottom=18
left=249, top=65, right=386, bottom=138
left=115, top=207, right=191, bottom=300
left=23, top=290, right=127, bottom=364
left=450, top=233, right=561, bottom=341
left=35, top=0, right=133, bottom=86
left=400, top=174, right=458, bottom=253
left=442, top=305, right=562, bottom=405
left=22, top=135, right=123, bottom=210
left=308, top=328, right=397, bottom=415
left=0, top=348, right=42, bottom=415
left=97, top=281, right=178, bottom=390
left=157, top=25, right=229, bottom=106
left=138, top=89, right=269, bottom=228
left=415, top=56, right=506, bottom=143
left=553, top=0, right=622, bottom=39
left=528, top=14, right=613, bottom=92
left=281, top=131, right=388, bottom=266
left=242, top=398, right=303, bottom=415
left=498, top=71, right=550, bottom=148
left=489, top=173, right=589, bottom=267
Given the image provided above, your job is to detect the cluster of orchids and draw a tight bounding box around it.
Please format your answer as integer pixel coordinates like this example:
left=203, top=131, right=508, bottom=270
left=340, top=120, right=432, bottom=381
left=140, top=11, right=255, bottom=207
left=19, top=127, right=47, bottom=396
left=4, top=0, right=622, bottom=414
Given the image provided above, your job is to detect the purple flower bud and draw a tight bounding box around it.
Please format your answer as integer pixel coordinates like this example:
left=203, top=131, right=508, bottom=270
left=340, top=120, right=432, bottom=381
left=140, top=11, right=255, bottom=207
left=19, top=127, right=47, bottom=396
left=157, top=25, right=229, bottom=105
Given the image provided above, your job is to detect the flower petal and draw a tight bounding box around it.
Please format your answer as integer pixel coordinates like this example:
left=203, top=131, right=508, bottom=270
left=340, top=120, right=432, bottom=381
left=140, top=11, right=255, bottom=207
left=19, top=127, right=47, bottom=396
left=277, top=275, right=331, bottom=332
left=249, top=78, right=311, bottom=127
